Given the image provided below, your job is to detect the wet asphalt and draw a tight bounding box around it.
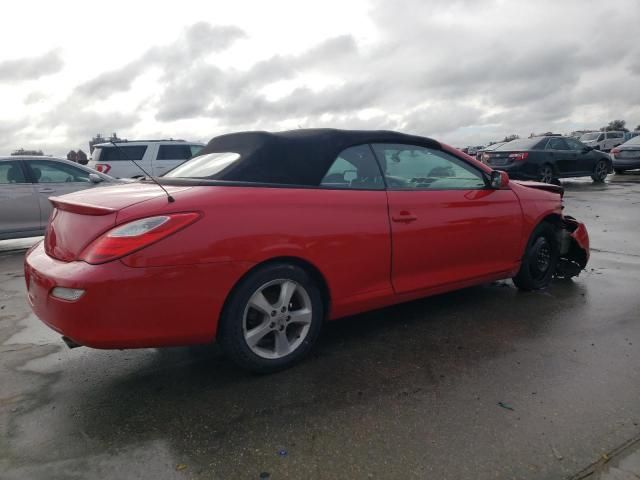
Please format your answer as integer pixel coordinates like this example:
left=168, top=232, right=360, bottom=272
left=1, top=173, right=639, bottom=480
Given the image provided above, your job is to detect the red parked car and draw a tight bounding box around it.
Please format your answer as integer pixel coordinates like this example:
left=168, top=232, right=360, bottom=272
left=25, top=129, right=589, bottom=372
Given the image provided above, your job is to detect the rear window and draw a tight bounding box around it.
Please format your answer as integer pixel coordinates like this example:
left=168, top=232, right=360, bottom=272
left=95, top=145, right=147, bottom=161
left=623, top=136, right=640, bottom=146
left=164, top=152, right=242, bottom=178
left=157, top=145, right=194, bottom=160
left=495, top=138, right=546, bottom=150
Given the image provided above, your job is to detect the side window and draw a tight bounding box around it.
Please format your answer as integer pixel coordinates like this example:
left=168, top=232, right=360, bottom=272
left=597, top=134, right=605, bottom=142
left=609, top=132, right=623, bottom=139
left=565, top=138, right=584, bottom=150
left=547, top=138, right=569, bottom=150
left=320, top=145, right=384, bottom=190
left=190, top=145, right=203, bottom=157
left=371, top=144, right=486, bottom=190
left=157, top=145, right=193, bottom=161
left=100, top=146, right=147, bottom=161
left=29, top=161, right=90, bottom=183
left=0, top=161, right=27, bottom=184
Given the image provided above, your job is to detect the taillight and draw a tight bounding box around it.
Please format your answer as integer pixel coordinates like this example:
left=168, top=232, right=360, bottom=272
left=508, top=152, right=529, bottom=161
left=95, top=163, right=111, bottom=174
left=610, top=148, right=620, bottom=156
left=80, top=213, right=200, bottom=264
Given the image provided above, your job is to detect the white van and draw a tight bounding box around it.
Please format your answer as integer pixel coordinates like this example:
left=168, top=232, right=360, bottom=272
left=579, top=131, right=625, bottom=152
left=88, top=140, right=204, bottom=178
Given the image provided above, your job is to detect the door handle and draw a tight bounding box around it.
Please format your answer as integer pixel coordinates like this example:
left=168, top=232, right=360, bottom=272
left=39, top=188, right=55, bottom=193
left=392, top=212, right=418, bottom=223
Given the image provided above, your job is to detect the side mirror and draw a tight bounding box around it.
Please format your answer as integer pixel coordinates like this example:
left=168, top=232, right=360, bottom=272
left=490, top=170, right=509, bottom=189
left=89, top=173, right=103, bottom=184
left=343, top=170, right=357, bottom=182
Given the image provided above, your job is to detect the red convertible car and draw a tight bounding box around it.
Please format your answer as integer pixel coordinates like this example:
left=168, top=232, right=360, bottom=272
left=25, top=129, right=589, bottom=372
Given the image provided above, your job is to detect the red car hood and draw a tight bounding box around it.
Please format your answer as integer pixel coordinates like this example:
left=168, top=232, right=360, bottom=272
left=512, top=180, right=564, bottom=197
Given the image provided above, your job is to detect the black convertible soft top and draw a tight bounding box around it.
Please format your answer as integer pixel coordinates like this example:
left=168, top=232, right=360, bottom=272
left=192, top=128, right=442, bottom=186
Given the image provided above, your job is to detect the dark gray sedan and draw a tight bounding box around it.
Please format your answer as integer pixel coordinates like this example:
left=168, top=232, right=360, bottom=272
left=0, top=156, right=117, bottom=240
left=612, top=135, right=640, bottom=174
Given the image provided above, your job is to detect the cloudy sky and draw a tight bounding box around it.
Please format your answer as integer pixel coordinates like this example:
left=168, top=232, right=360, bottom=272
left=1, top=0, right=639, bottom=156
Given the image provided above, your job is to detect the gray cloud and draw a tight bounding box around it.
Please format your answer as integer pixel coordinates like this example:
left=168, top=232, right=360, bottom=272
left=74, top=22, right=246, bottom=98
left=7, top=2, right=640, bottom=155
left=0, top=50, right=63, bottom=82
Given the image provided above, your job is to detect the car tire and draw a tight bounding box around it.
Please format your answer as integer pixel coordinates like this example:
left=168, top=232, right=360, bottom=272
left=218, top=263, right=324, bottom=373
left=538, top=164, right=555, bottom=184
left=512, top=222, right=559, bottom=291
left=591, top=159, right=609, bottom=183
left=614, top=168, right=626, bottom=174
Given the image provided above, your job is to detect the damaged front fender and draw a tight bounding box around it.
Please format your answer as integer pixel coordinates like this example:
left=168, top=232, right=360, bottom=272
left=555, top=216, right=590, bottom=279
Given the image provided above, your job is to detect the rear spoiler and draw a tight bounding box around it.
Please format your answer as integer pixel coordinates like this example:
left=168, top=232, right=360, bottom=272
left=49, top=197, right=117, bottom=216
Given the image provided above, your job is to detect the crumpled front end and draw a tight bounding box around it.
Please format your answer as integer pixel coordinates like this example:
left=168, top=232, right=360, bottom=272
left=555, top=216, right=590, bottom=278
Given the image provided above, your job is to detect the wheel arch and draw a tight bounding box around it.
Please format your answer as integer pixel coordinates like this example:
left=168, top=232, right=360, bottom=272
left=216, top=256, right=331, bottom=339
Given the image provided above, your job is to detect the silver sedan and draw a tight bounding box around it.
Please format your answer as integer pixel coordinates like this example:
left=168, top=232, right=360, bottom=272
left=0, top=156, right=118, bottom=240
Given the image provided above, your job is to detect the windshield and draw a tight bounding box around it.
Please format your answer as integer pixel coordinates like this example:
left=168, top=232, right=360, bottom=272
left=495, top=138, right=544, bottom=150
left=163, top=152, right=241, bottom=178
left=580, top=133, right=600, bottom=141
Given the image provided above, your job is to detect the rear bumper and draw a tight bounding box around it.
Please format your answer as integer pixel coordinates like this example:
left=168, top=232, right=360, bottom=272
left=612, top=158, right=640, bottom=169
left=24, top=242, right=251, bottom=349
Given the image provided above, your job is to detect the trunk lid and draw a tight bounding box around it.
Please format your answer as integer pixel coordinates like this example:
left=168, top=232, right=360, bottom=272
left=484, top=151, right=519, bottom=167
left=44, top=183, right=191, bottom=261
left=617, top=146, right=640, bottom=159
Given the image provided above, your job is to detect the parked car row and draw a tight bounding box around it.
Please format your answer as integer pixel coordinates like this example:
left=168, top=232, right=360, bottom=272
left=481, top=135, right=612, bottom=184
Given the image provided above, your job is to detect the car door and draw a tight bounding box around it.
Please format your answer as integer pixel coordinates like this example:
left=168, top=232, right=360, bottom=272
left=0, top=160, right=42, bottom=239
left=25, top=160, right=98, bottom=228
left=153, top=144, right=194, bottom=176
left=371, top=144, right=523, bottom=294
left=565, top=137, right=596, bottom=173
left=545, top=137, right=575, bottom=174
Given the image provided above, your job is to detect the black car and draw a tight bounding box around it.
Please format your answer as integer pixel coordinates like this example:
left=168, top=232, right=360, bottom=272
left=484, top=136, right=612, bottom=184
left=611, top=135, right=640, bottom=173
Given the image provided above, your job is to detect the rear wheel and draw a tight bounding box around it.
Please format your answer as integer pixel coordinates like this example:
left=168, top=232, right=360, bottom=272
left=591, top=159, right=609, bottom=183
left=218, top=263, right=324, bottom=373
left=513, top=223, right=559, bottom=291
left=538, top=164, right=555, bottom=184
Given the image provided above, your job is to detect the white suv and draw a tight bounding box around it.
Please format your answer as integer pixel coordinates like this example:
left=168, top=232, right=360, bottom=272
left=88, top=140, right=204, bottom=178
left=579, top=131, right=625, bottom=152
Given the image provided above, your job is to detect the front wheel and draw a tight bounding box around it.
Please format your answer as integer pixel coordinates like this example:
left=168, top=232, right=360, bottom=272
left=218, top=263, right=324, bottom=373
left=591, top=159, right=609, bottom=183
left=513, top=223, right=559, bottom=291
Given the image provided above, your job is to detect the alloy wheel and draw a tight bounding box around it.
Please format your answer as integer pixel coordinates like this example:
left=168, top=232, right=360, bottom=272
left=242, top=279, right=313, bottom=359
left=594, top=161, right=608, bottom=181
left=539, top=165, right=554, bottom=184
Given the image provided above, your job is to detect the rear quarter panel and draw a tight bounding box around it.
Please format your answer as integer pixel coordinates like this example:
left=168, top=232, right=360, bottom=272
left=117, top=186, right=393, bottom=319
